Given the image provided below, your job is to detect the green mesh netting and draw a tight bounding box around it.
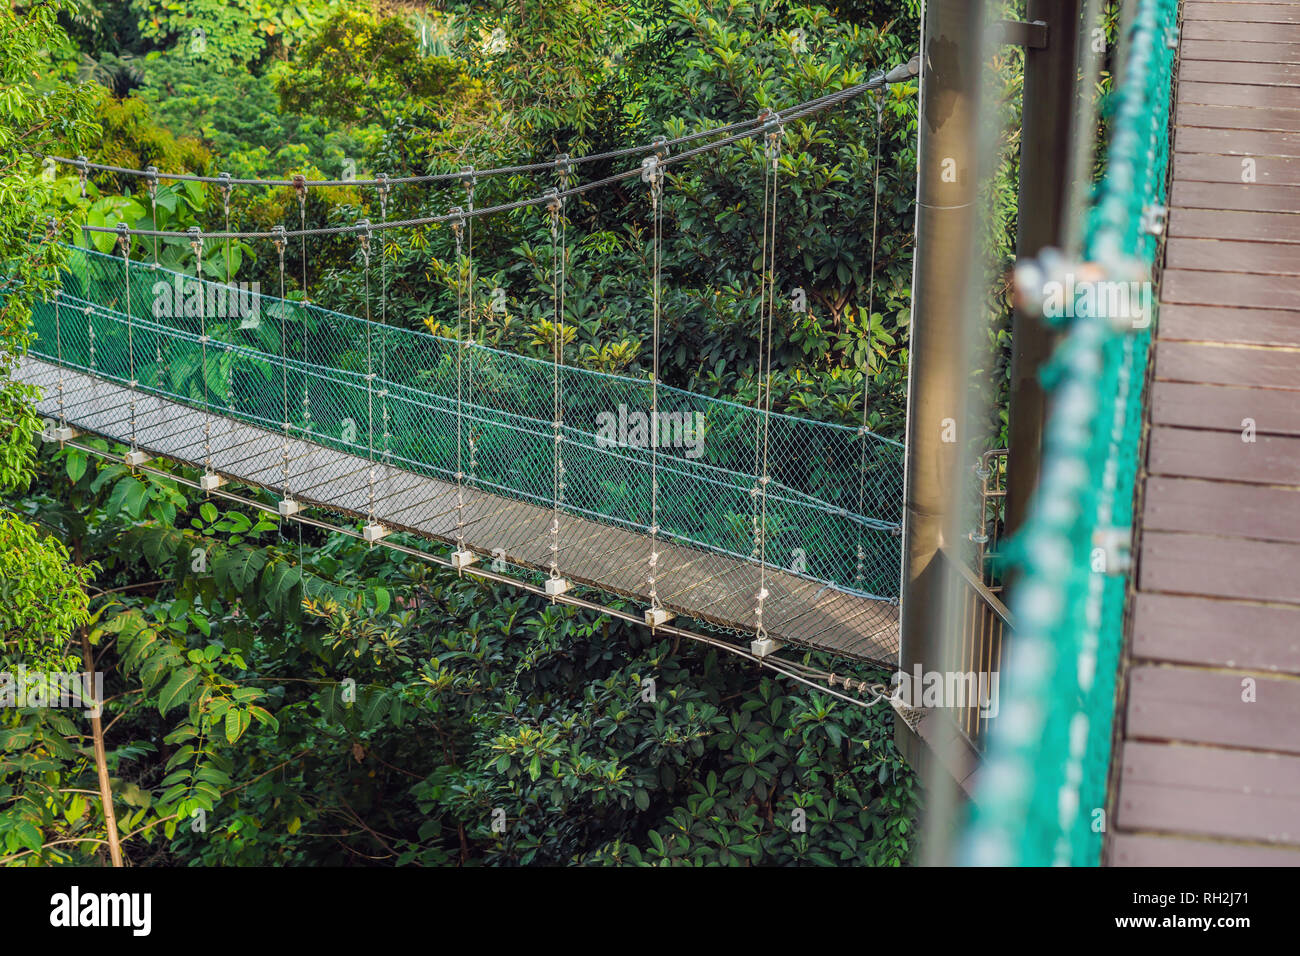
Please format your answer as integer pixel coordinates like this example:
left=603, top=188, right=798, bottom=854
left=30, top=242, right=904, bottom=601
left=962, top=0, right=1178, bottom=866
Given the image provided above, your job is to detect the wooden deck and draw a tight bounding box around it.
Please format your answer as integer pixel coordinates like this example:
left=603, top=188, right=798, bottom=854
left=1106, top=0, right=1300, bottom=866
left=16, top=358, right=899, bottom=665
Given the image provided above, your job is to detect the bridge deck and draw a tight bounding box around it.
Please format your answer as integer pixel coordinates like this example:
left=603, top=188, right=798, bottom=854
left=17, top=358, right=898, bottom=665
left=1107, top=2, right=1300, bottom=867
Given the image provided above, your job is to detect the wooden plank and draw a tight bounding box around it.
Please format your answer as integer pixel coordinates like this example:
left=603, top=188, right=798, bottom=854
left=1140, top=530, right=1300, bottom=604
left=1159, top=304, right=1300, bottom=347
left=1174, top=151, right=1300, bottom=187
left=1185, top=3, right=1300, bottom=26
left=1174, top=126, right=1300, bottom=158
left=1110, top=833, right=1300, bottom=867
left=1150, top=381, right=1300, bottom=435
left=1184, top=19, right=1300, bottom=43
left=1179, top=58, right=1300, bottom=87
left=1126, top=666, right=1300, bottom=754
left=1177, top=80, right=1300, bottom=109
left=1163, top=269, right=1300, bottom=310
left=1131, top=593, right=1300, bottom=674
left=1114, top=741, right=1300, bottom=845
left=1171, top=179, right=1300, bottom=213
left=1143, top=475, right=1300, bottom=540
left=1154, top=340, right=1300, bottom=388
left=1170, top=206, right=1300, bottom=241
left=1148, top=425, right=1300, bottom=485
left=1180, top=38, right=1300, bottom=64
left=1165, top=237, right=1300, bottom=275
left=1179, top=102, right=1300, bottom=134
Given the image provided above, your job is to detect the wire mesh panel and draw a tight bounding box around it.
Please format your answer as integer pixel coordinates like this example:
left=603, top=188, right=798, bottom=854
left=28, top=243, right=905, bottom=644
left=963, top=0, right=1178, bottom=866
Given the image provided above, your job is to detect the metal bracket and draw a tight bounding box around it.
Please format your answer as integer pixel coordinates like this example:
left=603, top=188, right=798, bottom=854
left=989, top=19, right=1049, bottom=49
left=644, top=607, right=674, bottom=628
left=750, top=636, right=783, bottom=658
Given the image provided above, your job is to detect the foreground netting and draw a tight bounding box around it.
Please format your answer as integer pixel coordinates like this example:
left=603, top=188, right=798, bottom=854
left=962, top=0, right=1177, bottom=865
left=26, top=244, right=904, bottom=661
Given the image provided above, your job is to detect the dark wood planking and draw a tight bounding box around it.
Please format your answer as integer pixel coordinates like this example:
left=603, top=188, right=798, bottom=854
left=1179, top=80, right=1300, bottom=109
left=1126, top=666, right=1300, bottom=755
left=1110, top=833, right=1300, bottom=866
left=1175, top=151, right=1300, bottom=187
left=1115, top=741, right=1300, bottom=845
left=1111, top=23, right=1300, bottom=866
left=1181, top=38, right=1300, bottom=64
left=1179, top=103, right=1300, bottom=134
left=1143, top=475, right=1300, bottom=541
left=1171, top=179, right=1300, bottom=213
left=1163, top=269, right=1300, bottom=310
left=1141, top=530, right=1300, bottom=604
left=1160, top=304, right=1300, bottom=348
left=1150, top=381, right=1300, bottom=435
left=1184, top=19, right=1300, bottom=44
left=1174, top=126, right=1300, bottom=158
left=1154, top=340, right=1300, bottom=389
left=1180, top=58, right=1300, bottom=87
left=1166, top=237, right=1300, bottom=275
left=1185, top=3, right=1300, bottom=26
left=1170, top=206, right=1300, bottom=242
left=1148, top=425, right=1300, bottom=485
left=1131, top=593, right=1300, bottom=674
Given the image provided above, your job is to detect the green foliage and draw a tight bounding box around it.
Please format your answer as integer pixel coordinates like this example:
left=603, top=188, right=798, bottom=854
left=131, top=0, right=345, bottom=73
left=274, top=10, right=469, bottom=129
left=1, top=0, right=925, bottom=867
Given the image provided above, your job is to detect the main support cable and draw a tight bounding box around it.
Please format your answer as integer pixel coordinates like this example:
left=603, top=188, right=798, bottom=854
left=75, top=59, right=921, bottom=243
left=36, top=75, right=911, bottom=190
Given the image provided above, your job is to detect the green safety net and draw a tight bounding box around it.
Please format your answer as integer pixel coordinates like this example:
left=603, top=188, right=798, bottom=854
left=29, top=243, right=904, bottom=602
left=962, top=0, right=1178, bottom=865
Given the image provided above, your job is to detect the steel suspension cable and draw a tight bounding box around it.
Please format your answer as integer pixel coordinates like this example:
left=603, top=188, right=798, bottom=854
left=114, top=225, right=139, bottom=454
left=273, top=226, right=290, bottom=501
left=76, top=58, right=921, bottom=244
left=378, top=175, right=391, bottom=464
left=450, top=207, right=468, bottom=561
left=645, top=151, right=666, bottom=622
left=187, top=227, right=213, bottom=479
left=754, top=119, right=783, bottom=639
left=358, top=219, right=377, bottom=526
left=546, top=179, right=567, bottom=591
left=856, top=93, right=885, bottom=590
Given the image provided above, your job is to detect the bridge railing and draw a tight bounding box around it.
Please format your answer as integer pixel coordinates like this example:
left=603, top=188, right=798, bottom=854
left=937, top=545, right=1011, bottom=750
left=30, top=244, right=905, bottom=604
left=962, top=0, right=1178, bottom=865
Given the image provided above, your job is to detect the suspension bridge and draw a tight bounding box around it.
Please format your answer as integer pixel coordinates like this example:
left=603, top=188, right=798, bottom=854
left=12, top=0, right=1300, bottom=867
left=16, top=64, right=920, bottom=673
